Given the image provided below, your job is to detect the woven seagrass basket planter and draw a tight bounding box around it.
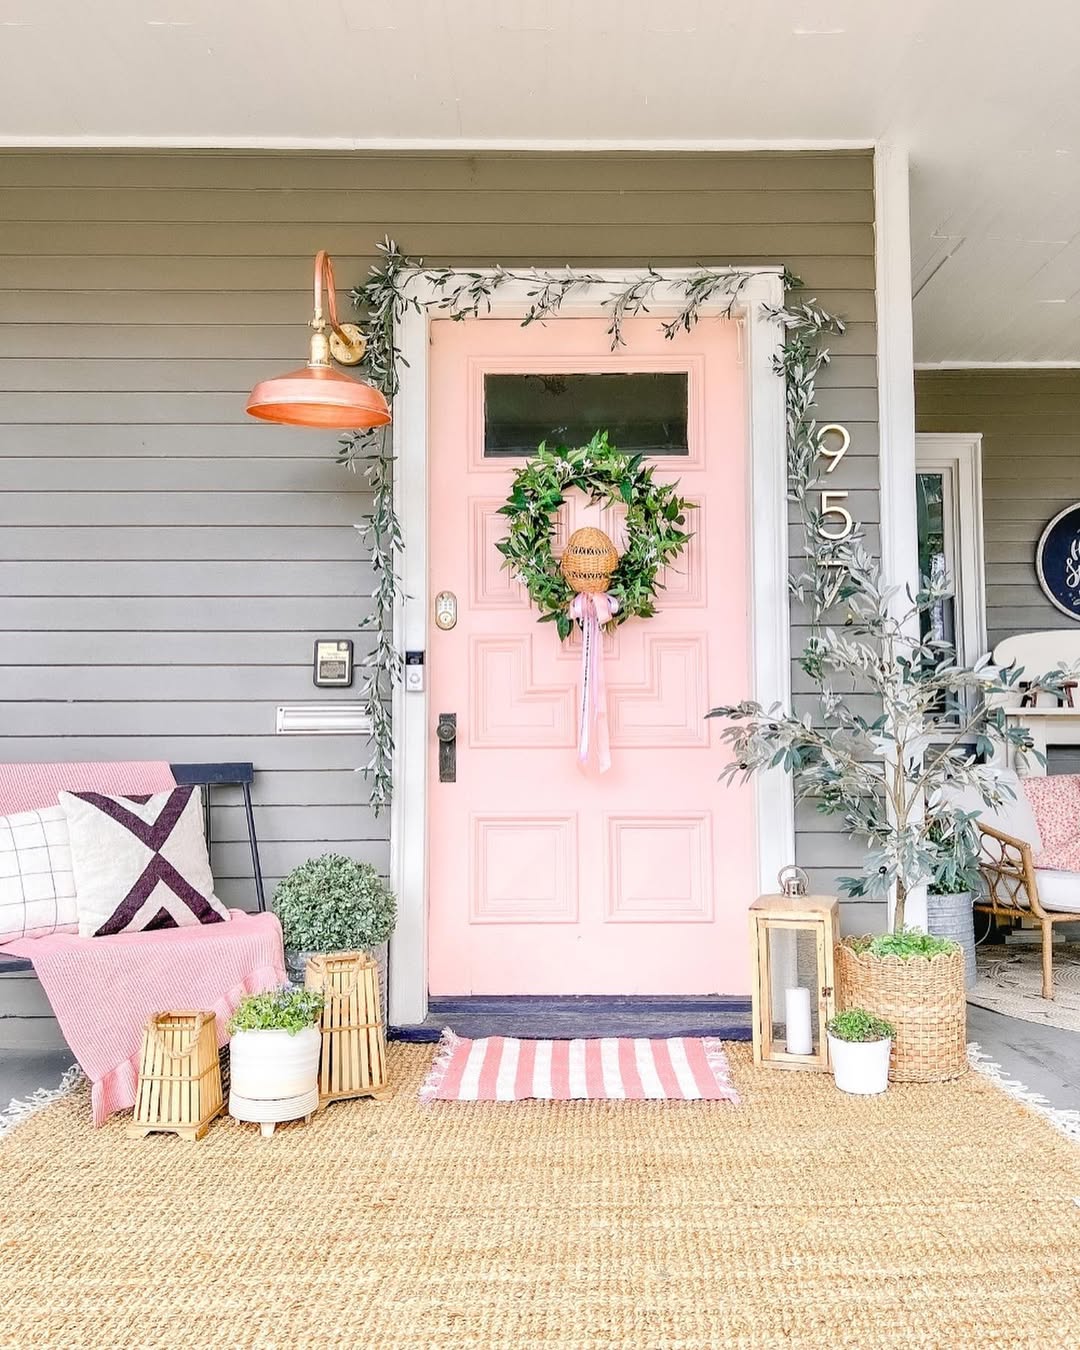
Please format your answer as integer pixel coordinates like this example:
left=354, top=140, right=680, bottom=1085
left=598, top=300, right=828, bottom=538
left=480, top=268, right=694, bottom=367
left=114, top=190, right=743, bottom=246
left=835, top=938, right=967, bottom=1083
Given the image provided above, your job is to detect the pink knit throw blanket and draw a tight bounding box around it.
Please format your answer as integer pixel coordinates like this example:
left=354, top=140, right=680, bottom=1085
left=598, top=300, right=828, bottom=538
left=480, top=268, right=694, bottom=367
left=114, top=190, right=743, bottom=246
left=2, top=913, right=286, bottom=1125
left=0, top=759, right=177, bottom=815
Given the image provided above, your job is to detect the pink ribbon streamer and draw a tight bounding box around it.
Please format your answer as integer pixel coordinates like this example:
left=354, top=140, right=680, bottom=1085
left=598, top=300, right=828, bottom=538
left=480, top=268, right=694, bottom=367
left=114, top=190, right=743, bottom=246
left=569, top=592, right=619, bottom=773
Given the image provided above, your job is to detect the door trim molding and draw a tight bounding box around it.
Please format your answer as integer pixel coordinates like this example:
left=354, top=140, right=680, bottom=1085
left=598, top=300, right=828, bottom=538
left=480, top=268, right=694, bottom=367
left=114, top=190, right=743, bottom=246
left=915, top=432, right=987, bottom=665
left=388, top=268, right=793, bottom=1026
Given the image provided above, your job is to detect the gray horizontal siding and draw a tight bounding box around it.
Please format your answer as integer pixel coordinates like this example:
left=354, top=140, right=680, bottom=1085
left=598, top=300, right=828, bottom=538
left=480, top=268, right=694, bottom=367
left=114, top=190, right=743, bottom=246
left=0, top=151, right=875, bottom=191
left=0, top=149, right=880, bottom=1044
left=915, top=370, right=1080, bottom=649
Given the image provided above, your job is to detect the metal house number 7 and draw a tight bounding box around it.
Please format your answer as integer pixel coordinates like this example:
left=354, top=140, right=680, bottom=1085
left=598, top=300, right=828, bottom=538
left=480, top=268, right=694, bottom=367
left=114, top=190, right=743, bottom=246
left=816, top=424, right=854, bottom=541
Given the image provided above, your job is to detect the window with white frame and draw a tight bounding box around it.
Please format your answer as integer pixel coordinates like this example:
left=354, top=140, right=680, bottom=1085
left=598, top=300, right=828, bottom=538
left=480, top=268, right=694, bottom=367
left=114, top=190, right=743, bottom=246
left=914, top=433, right=987, bottom=670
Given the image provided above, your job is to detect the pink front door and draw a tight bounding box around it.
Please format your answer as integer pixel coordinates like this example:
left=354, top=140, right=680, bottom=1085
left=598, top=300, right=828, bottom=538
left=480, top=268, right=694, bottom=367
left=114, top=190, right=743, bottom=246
left=427, top=315, right=754, bottom=996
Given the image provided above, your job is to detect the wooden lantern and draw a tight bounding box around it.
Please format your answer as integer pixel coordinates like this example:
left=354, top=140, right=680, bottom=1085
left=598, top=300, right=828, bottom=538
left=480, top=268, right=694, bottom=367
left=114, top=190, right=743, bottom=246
left=749, top=868, right=838, bottom=1072
left=561, top=527, right=618, bottom=594
left=127, top=1010, right=224, bottom=1141
left=305, top=951, right=393, bottom=1104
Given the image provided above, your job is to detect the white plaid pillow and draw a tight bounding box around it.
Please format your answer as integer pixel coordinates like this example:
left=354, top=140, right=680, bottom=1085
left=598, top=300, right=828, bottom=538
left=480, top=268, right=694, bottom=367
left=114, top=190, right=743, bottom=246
left=0, top=805, right=78, bottom=941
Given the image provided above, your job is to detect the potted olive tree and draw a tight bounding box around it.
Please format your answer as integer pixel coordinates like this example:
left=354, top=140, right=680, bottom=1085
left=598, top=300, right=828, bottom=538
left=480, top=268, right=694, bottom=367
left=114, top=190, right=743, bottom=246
left=709, top=539, right=1056, bottom=1081
left=228, top=987, right=324, bottom=1138
left=826, top=1008, right=895, bottom=1095
left=274, top=853, right=397, bottom=986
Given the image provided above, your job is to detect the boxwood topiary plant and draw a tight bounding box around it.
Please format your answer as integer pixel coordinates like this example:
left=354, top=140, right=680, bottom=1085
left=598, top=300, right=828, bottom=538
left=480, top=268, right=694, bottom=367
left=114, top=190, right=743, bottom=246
left=273, top=853, right=397, bottom=955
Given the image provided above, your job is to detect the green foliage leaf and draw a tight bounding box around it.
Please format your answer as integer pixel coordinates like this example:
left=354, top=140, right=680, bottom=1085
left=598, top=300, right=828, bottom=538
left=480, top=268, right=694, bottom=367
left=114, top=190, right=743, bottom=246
left=859, top=929, right=960, bottom=960
left=229, top=986, right=324, bottom=1035
left=492, top=430, right=695, bottom=641
left=826, top=1008, right=895, bottom=1042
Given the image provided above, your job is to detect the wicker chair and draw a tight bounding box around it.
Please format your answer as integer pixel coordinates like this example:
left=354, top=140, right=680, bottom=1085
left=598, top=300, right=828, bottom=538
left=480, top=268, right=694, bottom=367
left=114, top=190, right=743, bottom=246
left=973, top=770, right=1080, bottom=1001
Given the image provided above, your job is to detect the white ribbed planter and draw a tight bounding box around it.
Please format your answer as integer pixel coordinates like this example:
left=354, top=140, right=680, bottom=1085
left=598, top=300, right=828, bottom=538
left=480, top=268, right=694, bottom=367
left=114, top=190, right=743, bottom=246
left=228, top=1026, right=321, bottom=1138
left=927, top=891, right=977, bottom=988
left=828, top=1034, right=892, bottom=1095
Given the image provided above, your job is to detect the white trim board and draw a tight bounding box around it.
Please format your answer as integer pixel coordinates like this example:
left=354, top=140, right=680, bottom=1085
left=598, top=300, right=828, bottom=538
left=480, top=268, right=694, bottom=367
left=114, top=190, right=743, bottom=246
left=915, top=433, right=987, bottom=665
left=916, top=362, right=1080, bottom=370
left=873, top=143, right=922, bottom=932
left=0, top=135, right=877, bottom=151
left=386, top=269, right=793, bottom=1027
left=874, top=144, right=919, bottom=609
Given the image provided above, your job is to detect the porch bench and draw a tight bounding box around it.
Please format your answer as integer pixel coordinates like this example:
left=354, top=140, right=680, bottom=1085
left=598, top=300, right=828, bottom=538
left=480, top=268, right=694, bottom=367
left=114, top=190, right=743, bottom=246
left=0, top=761, right=267, bottom=977
left=0, top=761, right=285, bottom=1123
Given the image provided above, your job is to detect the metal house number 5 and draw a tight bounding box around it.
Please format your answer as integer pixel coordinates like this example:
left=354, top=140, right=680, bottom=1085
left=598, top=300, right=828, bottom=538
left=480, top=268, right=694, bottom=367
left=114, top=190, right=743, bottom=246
left=816, top=424, right=854, bottom=541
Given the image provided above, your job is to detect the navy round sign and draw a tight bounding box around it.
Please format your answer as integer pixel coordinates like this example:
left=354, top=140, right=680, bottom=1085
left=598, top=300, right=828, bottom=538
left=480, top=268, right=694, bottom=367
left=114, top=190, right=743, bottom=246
left=1037, top=503, right=1080, bottom=620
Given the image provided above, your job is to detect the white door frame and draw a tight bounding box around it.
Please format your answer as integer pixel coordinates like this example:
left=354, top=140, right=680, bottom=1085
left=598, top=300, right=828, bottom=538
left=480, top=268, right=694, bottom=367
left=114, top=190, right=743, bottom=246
left=387, top=268, right=793, bottom=1026
left=915, top=431, right=987, bottom=664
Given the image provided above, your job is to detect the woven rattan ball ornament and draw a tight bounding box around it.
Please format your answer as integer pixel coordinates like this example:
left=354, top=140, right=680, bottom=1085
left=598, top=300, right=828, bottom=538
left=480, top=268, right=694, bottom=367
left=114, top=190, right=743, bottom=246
left=561, top=527, right=618, bottom=594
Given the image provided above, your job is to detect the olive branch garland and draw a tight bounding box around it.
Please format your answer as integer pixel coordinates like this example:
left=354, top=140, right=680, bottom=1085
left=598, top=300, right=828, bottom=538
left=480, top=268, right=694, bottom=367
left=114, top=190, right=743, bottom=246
left=495, top=431, right=694, bottom=641
left=337, top=239, right=844, bottom=814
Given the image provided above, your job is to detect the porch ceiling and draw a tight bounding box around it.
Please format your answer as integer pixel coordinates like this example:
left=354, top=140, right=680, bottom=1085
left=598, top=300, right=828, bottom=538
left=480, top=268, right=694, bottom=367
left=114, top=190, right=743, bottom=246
left=2, top=1, right=1079, bottom=364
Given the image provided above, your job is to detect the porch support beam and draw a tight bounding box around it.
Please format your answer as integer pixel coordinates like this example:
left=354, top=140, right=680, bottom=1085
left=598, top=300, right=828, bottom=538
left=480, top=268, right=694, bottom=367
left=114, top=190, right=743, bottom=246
left=874, top=142, right=925, bottom=931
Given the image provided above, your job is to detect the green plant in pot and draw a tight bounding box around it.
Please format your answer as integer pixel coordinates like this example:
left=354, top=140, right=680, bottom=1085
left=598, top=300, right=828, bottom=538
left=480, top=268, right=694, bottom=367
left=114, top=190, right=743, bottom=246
left=228, top=986, right=325, bottom=1138
left=708, top=534, right=1064, bottom=1083
left=826, top=1008, right=895, bottom=1095
left=274, top=853, right=397, bottom=982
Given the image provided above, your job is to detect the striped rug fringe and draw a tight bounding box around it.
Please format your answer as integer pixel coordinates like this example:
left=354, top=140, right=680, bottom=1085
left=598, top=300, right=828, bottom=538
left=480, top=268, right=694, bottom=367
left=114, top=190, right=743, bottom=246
left=968, top=1042, right=1080, bottom=1145
left=419, top=1030, right=740, bottom=1103
left=0, top=1065, right=84, bottom=1141
left=418, top=1027, right=463, bottom=1104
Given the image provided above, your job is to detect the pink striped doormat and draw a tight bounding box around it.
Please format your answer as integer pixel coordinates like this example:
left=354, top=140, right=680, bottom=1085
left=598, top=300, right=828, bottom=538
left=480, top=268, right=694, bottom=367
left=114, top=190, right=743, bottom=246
left=419, top=1029, right=740, bottom=1103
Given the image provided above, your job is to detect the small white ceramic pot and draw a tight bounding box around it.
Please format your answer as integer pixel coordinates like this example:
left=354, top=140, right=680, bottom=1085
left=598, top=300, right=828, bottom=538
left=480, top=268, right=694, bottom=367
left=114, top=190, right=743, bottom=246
left=229, top=1026, right=321, bottom=1134
left=827, top=1033, right=892, bottom=1095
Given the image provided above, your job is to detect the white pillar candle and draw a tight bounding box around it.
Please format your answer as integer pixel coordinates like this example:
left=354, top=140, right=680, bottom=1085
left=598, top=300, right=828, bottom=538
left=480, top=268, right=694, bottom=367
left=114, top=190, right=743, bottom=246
left=785, top=986, right=813, bottom=1056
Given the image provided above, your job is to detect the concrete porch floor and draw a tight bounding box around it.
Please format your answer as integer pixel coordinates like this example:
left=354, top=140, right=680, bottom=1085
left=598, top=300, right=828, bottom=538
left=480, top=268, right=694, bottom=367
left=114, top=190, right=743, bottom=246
left=3, top=1004, right=1078, bottom=1118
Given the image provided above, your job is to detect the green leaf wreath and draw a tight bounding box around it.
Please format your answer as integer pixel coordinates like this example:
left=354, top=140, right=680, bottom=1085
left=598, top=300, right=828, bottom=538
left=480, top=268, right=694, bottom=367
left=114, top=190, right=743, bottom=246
left=495, top=430, right=694, bottom=640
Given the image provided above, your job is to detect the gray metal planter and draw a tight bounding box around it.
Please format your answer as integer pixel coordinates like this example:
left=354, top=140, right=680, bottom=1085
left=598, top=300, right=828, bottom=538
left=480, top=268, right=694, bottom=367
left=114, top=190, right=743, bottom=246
left=927, top=891, right=977, bottom=988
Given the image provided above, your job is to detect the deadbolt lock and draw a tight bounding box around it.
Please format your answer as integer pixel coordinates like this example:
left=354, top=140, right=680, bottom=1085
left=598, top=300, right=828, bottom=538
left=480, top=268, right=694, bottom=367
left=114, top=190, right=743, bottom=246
left=434, top=591, right=458, bottom=630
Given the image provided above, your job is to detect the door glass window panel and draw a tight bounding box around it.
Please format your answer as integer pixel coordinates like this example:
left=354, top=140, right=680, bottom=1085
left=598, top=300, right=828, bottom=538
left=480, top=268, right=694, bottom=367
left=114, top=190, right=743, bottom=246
left=916, top=468, right=961, bottom=721
left=916, top=470, right=958, bottom=650
left=483, top=371, right=689, bottom=458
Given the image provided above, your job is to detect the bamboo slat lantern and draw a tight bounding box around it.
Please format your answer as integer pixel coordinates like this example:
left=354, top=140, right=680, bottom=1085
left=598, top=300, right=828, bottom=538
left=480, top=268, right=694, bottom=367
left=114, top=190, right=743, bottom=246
left=305, top=951, right=393, bottom=1104
left=127, top=1010, right=224, bottom=1141
left=749, top=868, right=838, bottom=1072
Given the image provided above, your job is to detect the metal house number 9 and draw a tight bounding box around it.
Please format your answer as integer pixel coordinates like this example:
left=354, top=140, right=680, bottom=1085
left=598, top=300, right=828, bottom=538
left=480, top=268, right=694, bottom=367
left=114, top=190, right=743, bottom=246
left=816, top=424, right=854, bottom=541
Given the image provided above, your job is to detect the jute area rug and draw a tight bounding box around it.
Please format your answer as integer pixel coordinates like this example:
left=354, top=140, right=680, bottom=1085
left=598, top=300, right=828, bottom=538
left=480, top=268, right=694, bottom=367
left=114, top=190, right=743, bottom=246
left=2, top=1044, right=1078, bottom=1350
left=969, top=941, right=1080, bottom=1033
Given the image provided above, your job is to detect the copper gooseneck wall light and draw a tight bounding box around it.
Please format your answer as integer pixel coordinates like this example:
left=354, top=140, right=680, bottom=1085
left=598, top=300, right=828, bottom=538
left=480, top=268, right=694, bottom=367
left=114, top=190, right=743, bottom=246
left=246, top=250, right=392, bottom=430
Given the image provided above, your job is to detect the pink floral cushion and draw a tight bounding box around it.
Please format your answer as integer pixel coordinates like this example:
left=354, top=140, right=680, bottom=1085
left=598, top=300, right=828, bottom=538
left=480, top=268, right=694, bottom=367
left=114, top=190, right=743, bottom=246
left=1021, top=774, right=1080, bottom=870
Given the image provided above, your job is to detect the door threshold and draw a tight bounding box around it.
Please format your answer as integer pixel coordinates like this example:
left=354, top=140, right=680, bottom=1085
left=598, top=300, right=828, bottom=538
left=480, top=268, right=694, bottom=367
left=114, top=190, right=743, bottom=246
left=391, top=995, right=752, bottom=1043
